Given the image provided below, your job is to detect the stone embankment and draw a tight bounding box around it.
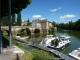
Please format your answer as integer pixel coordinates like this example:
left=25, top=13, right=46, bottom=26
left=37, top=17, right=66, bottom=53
left=0, top=46, right=24, bottom=60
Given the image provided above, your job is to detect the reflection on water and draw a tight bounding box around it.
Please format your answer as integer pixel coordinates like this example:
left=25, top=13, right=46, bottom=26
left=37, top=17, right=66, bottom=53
left=56, top=30, right=80, bottom=55
left=27, top=30, right=80, bottom=55
left=27, top=33, right=47, bottom=46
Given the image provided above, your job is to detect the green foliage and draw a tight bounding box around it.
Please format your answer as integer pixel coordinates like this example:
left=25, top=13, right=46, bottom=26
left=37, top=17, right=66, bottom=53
left=27, top=19, right=31, bottom=26
left=75, top=19, right=80, bottom=30
left=1, top=16, right=9, bottom=26
left=3, top=35, right=33, bottom=60
left=17, top=12, right=22, bottom=26
left=18, top=29, right=27, bottom=36
left=57, top=19, right=80, bottom=30
left=58, top=39, right=62, bottom=42
left=49, top=26, right=55, bottom=33
left=12, top=13, right=16, bottom=26
left=48, top=29, right=52, bottom=33
left=30, top=49, right=54, bottom=60
left=22, top=30, right=27, bottom=36
left=2, top=30, right=8, bottom=35
left=52, top=21, right=56, bottom=27
left=3, top=35, right=57, bottom=60
left=26, top=28, right=31, bottom=34
left=27, top=19, right=30, bottom=23
left=1, top=0, right=32, bottom=18
left=27, top=23, right=31, bottom=26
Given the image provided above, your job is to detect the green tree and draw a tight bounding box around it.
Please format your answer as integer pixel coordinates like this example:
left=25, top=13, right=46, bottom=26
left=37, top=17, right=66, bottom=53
left=52, top=21, right=56, bottom=27
left=27, top=19, right=31, bottom=26
left=0, top=0, right=32, bottom=54
left=1, top=0, right=32, bottom=18
left=27, top=19, right=30, bottom=23
left=17, top=12, right=22, bottom=26
left=1, top=16, right=9, bottom=26
left=12, top=13, right=15, bottom=26
left=56, top=19, right=80, bottom=30
left=75, top=19, right=80, bottom=30
left=49, top=26, right=55, bottom=33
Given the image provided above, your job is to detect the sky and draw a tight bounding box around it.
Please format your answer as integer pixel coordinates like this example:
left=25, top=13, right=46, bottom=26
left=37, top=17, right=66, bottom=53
left=21, top=0, right=80, bottom=23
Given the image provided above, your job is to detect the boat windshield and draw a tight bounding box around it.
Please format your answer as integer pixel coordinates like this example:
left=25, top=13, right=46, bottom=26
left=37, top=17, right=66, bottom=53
left=60, top=36, right=70, bottom=39
left=60, top=36, right=66, bottom=38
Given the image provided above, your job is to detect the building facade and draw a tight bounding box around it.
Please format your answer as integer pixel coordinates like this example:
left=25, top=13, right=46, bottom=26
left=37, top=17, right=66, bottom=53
left=32, top=20, right=41, bottom=28
left=21, top=21, right=28, bottom=26
left=32, top=19, right=53, bottom=29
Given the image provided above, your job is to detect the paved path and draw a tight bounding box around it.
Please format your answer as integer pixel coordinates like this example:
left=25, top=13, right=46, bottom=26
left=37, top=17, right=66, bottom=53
left=0, top=49, right=15, bottom=60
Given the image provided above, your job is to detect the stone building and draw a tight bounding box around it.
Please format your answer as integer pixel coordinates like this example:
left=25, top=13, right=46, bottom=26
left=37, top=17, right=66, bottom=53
left=32, top=19, right=53, bottom=29
left=21, top=21, right=28, bottom=26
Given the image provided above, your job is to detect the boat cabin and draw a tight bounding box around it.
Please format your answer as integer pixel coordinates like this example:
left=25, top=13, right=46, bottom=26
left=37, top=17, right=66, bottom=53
left=59, top=36, right=70, bottom=40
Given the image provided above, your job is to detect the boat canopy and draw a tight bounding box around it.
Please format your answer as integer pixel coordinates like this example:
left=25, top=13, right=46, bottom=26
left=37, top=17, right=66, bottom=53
left=60, top=36, right=70, bottom=39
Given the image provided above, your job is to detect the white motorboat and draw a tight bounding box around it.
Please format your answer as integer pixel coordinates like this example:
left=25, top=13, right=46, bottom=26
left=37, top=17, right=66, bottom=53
left=69, top=48, right=80, bottom=60
left=40, top=35, right=70, bottom=50
left=15, top=36, right=29, bottom=40
left=40, top=35, right=56, bottom=45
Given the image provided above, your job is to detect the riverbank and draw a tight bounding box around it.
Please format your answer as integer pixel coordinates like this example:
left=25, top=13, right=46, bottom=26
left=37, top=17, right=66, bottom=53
left=3, top=35, right=57, bottom=60
left=0, top=46, right=24, bottom=60
left=2, top=35, right=33, bottom=60
left=12, top=35, right=74, bottom=60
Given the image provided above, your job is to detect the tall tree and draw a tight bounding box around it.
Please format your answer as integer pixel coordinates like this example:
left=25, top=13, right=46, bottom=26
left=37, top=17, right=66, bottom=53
left=52, top=21, right=56, bottom=27
left=27, top=19, right=30, bottom=23
left=1, top=0, right=32, bottom=18
left=17, top=12, right=22, bottom=26
left=27, top=19, right=31, bottom=26
left=1, top=16, right=9, bottom=26
left=75, top=19, right=80, bottom=30
left=12, top=13, right=15, bottom=26
left=0, top=0, right=32, bottom=54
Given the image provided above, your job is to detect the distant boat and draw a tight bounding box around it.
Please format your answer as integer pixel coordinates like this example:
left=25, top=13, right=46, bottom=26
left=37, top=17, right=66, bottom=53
left=69, top=48, right=80, bottom=60
left=40, top=35, right=70, bottom=50
left=15, top=36, right=29, bottom=40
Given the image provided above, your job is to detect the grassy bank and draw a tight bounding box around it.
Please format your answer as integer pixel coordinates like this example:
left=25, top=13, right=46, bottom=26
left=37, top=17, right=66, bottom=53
left=3, top=35, right=57, bottom=60
left=3, top=35, right=33, bottom=60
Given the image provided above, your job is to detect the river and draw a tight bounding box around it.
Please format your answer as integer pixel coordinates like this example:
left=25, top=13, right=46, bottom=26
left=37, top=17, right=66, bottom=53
left=27, top=30, right=80, bottom=55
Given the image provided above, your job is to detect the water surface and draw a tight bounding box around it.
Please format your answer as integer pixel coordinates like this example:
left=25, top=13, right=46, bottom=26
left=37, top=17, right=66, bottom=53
left=27, top=30, right=80, bottom=55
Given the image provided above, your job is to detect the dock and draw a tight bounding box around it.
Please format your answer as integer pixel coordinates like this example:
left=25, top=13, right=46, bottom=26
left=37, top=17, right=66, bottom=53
left=14, top=38, right=75, bottom=60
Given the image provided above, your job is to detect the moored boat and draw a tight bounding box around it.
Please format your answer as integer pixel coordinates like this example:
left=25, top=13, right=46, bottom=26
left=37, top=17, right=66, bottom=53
left=69, top=48, right=80, bottom=60
left=40, top=35, right=70, bottom=50
left=15, top=36, right=29, bottom=40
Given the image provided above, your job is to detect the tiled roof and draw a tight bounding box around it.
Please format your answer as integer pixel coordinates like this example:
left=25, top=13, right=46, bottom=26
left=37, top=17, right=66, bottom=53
left=33, top=19, right=47, bottom=23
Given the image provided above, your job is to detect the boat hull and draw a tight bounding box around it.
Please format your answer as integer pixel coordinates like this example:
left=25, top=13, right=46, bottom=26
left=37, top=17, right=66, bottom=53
left=47, top=43, right=70, bottom=51
left=68, top=54, right=79, bottom=60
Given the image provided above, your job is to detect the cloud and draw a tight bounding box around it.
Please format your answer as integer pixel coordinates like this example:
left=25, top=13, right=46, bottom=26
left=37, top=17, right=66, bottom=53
left=32, top=15, right=41, bottom=18
left=60, top=14, right=76, bottom=19
left=40, top=18, right=47, bottom=20
left=50, top=7, right=61, bottom=12
left=22, top=20, right=24, bottom=22
left=50, top=9, right=58, bottom=12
